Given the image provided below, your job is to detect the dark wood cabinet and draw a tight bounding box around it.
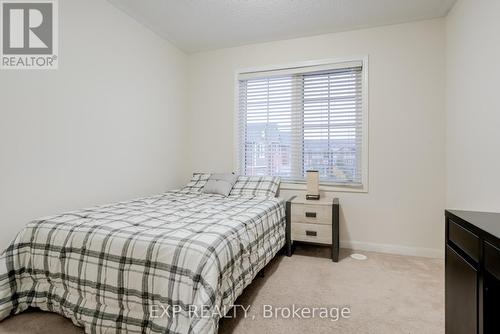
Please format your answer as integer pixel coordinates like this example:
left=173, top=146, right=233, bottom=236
left=445, top=210, right=500, bottom=334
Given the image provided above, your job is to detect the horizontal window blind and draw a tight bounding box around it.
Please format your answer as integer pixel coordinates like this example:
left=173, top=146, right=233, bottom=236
left=238, top=62, right=365, bottom=186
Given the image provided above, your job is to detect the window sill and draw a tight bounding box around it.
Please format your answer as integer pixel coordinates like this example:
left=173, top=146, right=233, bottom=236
left=279, top=182, right=368, bottom=193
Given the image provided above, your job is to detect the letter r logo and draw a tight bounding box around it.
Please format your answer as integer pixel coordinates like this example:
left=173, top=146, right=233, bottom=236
left=2, top=2, right=53, bottom=54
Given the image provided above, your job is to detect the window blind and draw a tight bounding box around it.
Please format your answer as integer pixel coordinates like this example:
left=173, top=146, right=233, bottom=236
left=238, top=62, right=364, bottom=186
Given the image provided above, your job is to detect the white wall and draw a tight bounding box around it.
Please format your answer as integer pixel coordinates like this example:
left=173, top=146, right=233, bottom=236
left=0, top=0, right=188, bottom=249
left=446, top=0, right=500, bottom=212
left=187, top=19, right=446, bottom=257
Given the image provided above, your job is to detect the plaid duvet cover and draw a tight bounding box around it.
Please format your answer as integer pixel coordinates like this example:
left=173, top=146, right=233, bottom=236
left=0, top=190, right=286, bottom=333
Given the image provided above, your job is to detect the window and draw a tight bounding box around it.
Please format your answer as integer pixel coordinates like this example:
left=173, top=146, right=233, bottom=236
left=237, top=59, right=368, bottom=189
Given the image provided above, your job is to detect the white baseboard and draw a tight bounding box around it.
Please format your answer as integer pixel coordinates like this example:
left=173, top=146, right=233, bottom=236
left=340, top=240, right=444, bottom=259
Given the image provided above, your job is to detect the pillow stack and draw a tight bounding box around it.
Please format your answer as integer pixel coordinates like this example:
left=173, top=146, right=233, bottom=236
left=181, top=173, right=280, bottom=198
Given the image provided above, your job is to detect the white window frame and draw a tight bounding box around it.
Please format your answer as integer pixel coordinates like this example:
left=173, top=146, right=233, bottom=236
left=234, top=56, right=369, bottom=193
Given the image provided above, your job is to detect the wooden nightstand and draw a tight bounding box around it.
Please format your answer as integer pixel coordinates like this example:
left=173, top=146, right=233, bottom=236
left=285, top=196, right=340, bottom=262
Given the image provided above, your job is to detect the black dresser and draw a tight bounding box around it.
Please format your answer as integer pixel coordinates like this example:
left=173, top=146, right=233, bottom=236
left=445, top=210, right=500, bottom=334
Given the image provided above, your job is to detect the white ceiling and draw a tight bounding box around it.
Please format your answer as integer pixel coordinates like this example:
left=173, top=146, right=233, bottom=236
left=108, top=0, right=457, bottom=53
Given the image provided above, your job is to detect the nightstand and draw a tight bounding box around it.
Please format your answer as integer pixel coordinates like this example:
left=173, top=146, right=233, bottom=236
left=285, top=196, right=340, bottom=262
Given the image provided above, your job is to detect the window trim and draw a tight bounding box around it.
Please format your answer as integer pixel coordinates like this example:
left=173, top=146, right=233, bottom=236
left=234, top=56, right=369, bottom=193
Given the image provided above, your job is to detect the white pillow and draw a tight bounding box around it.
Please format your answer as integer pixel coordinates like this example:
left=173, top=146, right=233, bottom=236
left=202, top=173, right=237, bottom=196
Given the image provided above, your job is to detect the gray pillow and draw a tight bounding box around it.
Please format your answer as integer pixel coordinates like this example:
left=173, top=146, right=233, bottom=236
left=202, top=173, right=238, bottom=196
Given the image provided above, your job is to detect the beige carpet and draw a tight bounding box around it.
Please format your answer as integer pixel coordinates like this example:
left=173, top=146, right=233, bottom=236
left=0, top=245, right=444, bottom=334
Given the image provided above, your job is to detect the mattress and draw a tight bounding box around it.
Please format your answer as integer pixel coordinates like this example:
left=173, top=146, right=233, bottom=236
left=0, top=190, right=286, bottom=333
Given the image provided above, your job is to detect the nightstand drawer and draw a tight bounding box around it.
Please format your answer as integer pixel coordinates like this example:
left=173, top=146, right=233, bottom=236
left=292, top=222, right=332, bottom=245
left=292, top=204, right=331, bottom=225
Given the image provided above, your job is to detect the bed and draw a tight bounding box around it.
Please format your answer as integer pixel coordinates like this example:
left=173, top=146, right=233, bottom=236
left=0, top=175, right=285, bottom=334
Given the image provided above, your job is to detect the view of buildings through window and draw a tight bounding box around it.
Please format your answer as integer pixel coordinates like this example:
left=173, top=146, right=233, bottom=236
left=239, top=66, right=363, bottom=185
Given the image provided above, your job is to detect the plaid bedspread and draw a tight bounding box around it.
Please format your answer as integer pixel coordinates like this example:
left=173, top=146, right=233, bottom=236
left=0, top=191, right=286, bottom=333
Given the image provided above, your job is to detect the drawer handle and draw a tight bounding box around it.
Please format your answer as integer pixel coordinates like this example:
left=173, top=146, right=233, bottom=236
left=306, top=230, right=317, bottom=236
left=305, top=212, right=317, bottom=218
